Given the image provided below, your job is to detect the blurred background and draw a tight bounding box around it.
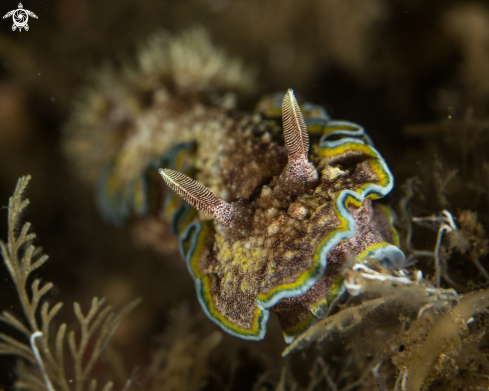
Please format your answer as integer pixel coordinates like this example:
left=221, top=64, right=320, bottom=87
left=1, top=0, right=489, bottom=389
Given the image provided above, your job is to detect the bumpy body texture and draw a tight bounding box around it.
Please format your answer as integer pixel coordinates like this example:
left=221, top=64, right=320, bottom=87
left=63, top=29, right=404, bottom=342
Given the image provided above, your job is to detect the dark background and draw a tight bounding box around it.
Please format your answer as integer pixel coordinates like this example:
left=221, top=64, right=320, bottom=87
left=1, top=0, right=489, bottom=388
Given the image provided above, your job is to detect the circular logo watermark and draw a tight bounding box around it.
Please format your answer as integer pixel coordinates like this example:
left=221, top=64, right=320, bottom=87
left=3, top=3, right=38, bottom=32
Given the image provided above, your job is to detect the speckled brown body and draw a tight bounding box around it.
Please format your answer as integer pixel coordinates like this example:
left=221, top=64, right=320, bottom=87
left=192, top=143, right=395, bottom=333
left=63, top=29, right=403, bottom=341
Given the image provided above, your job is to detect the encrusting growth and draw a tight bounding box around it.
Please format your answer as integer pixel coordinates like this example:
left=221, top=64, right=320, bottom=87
left=159, top=168, right=235, bottom=226
left=282, top=89, right=318, bottom=181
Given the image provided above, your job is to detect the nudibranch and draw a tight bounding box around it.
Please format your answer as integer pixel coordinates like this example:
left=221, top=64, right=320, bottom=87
left=62, top=28, right=404, bottom=342
left=159, top=89, right=404, bottom=342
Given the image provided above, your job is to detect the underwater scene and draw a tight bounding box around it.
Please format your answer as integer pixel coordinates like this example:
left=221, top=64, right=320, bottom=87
left=1, top=0, right=489, bottom=390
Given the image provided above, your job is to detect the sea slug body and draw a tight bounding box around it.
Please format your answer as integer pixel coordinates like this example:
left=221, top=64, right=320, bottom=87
left=159, top=90, right=404, bottom=342
left=63, top=28, right=404, bottom=343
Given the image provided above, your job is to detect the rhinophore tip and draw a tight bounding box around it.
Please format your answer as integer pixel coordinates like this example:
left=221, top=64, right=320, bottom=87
left=159, top=168, right=235, bottom=226
left=282, top=89, right=318, bottom=181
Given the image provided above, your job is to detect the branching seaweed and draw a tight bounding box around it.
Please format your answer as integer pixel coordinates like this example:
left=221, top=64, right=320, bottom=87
left=404, top=289, right=489, bottom=391
left=283, top=264, right=458, bottom=357
left=397, top=177, right=432, bottom=260
left=0, top=175, right=141, bottom=391
left=145, top=306, right=222, bottom=391
left=432, top=156, right=458, bottom=210
left=412, top=209, right=489, bottom=289
left=281, top=259, right=489, bottom=390
left=447, top=210, right=489, bottom=282
left=412, top=210, right=458, bottom=288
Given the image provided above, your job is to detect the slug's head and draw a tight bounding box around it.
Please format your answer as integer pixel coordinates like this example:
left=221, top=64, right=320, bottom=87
left=159, top=89, right=318, bottom=229
left=159, top=89, right=401, bottom=342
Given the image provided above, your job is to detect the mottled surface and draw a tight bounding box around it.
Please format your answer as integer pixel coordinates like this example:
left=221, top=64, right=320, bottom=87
left=182, top=108, right=400, bottom=338
left=2, top=2, right=489, bottom=388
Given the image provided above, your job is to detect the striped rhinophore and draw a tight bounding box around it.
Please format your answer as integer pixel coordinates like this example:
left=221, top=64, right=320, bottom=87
left=65, top=29, right=405, bottom=344
left=156, top=90, right=404, bottom=343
